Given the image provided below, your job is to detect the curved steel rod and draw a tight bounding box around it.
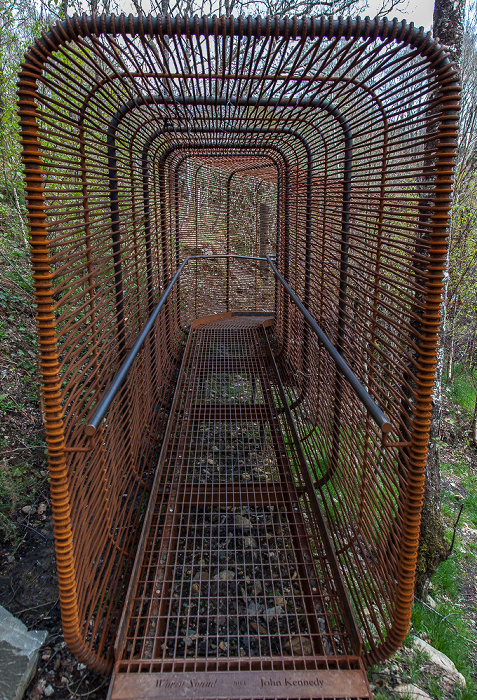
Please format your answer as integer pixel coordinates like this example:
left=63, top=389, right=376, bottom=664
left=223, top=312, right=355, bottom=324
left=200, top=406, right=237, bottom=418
left=86, top=253, right=391, bottom=439
left=85, top=254, right=275, bottom=436
left=266, top=255, right=392, bottom=437
left=85, top=257, right=189, bottom=437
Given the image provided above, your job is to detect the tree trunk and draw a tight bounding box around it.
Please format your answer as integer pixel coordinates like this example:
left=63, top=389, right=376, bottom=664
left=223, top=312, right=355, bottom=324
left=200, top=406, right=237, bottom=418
left=414, top=0, right=465, bottom=597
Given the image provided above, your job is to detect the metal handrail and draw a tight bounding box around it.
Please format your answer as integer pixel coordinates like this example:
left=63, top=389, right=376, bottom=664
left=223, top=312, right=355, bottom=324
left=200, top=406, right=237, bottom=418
left=85, top=258, right=189, bottom=436
left=85, top=254, right=273, bottom=436
left=85, top=252, right=390, bottom=437
left=266, top=255, right=392, bottom=435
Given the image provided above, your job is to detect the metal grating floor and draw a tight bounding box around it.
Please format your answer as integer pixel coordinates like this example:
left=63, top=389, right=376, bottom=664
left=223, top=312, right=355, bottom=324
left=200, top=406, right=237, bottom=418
left=109, top=315, right=372, bottom=700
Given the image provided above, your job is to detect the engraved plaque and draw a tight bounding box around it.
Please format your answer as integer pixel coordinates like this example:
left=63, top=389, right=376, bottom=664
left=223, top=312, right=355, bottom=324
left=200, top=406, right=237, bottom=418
left=112, top=669, right=370, bottom=699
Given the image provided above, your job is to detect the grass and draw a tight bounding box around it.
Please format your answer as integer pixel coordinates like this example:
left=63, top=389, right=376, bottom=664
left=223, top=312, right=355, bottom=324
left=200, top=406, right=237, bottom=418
left=447, top=363, right=477, bottom=416
left=369, top=366, right=477, bottom=698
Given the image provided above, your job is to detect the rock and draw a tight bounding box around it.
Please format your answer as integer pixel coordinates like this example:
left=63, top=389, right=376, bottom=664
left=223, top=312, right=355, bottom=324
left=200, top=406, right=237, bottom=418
left=43, top=686, right=55, bottom=697
left=412, top=637, right=466, bottom=688
left=193, top=570, right=209, bottom=582
left=214, top=570, right=235, bottom=581
left=394, top=683, right=432, bottom=699
left=234, top=515, right=251, bottom=531
left=247, top=602, right=264, bottom=616
left=426, top=595, right=437, bottom=610
left=186, top=632, right=198, bottom=647
left=263, top=605, right=284, bottom=621
left=284, top=636, right=313, bottom=655
left=0, top=605, right=47, bottom=700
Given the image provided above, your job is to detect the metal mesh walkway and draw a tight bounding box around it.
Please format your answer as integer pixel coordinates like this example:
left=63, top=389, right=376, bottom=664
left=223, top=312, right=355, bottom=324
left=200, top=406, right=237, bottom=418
left=109, top=315, right=371, bottom=699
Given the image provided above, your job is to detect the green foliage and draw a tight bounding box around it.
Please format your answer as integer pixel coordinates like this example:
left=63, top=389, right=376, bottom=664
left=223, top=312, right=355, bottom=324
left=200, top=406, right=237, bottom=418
left=411, top=601, right=476, bottom=700
left=448, top=363, right=477, bottom=416
left=0, top=452, right=47, bottom=548
left=0, top=0, right=66, bottom=245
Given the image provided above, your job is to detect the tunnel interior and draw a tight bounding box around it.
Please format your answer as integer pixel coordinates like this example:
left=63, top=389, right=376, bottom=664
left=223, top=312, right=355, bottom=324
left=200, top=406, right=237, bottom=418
left=18, top=14, right=458, bottom=697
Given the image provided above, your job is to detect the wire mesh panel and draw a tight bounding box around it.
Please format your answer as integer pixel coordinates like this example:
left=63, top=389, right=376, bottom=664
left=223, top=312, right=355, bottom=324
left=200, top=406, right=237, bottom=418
left=19, top=12, right=458, bottom=681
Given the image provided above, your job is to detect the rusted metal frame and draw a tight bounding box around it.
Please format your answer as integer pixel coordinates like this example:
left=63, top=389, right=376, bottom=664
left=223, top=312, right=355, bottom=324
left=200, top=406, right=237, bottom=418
left=74, top=67, right=383, bottom=366
left=253, top=342, right=332, bottom=657
left=260, top=328, right=363, bottom=656
left=113, top=327, right=195, bottom=664
left=267, top=256, right=392, bottom=437
left=17, top=62, right=108, bottom=675
left=86, top=254, right=272, bottom=438
left=39, top=14, right=449, bottom=63
left=109, top=93, right=345, bottom=312
left=136, top=136, right=288, bottom=320
left=86, top=257, right=189, bottom=437
left=226, top=161, right=276, bottom=311
left=108, top=93, right=298, bottom=333
left=19, top=12, right=460, bottom=675
left=371, top=77, right=460, bottom=664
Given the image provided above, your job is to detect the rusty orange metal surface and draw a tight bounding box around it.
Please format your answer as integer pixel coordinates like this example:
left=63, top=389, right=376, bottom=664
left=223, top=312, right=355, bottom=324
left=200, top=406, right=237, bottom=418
left=18, top=12, right=458, bottom=692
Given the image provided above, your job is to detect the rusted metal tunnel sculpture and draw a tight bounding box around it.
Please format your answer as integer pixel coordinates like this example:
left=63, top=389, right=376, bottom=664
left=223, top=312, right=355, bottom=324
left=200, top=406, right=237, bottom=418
left=19, top=14, right=459, bottom=700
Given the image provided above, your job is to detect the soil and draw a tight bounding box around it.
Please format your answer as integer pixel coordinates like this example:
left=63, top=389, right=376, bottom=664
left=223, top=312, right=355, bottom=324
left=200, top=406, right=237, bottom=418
left=0, top=519, right=108, bottom=698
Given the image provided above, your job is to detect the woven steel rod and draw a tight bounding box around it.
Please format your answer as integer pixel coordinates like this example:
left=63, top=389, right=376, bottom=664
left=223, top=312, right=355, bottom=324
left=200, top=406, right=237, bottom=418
left=85, top=254, right=275, bottom=436
left=18, top=10, right=460, bottom=674
left=85, top=257, right=189, bottom=436
left=86, top=252, right=390, bottom=438
left=266, top=255, right=392, bottom=435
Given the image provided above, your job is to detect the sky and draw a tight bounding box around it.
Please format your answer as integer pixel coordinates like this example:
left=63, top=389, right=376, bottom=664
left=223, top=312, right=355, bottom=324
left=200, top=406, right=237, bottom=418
left=108, top=0, right=436, bottom=30
left=366, top=0, right=435, bottom=28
